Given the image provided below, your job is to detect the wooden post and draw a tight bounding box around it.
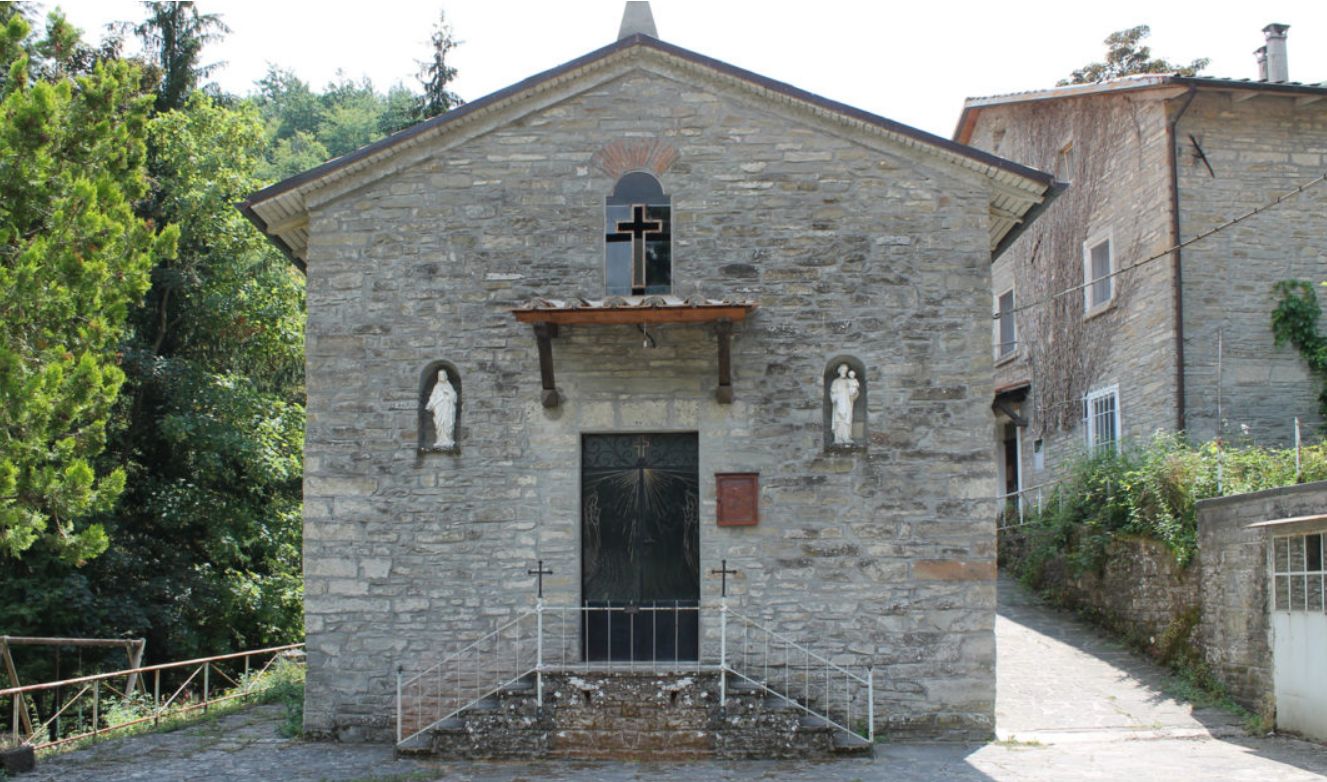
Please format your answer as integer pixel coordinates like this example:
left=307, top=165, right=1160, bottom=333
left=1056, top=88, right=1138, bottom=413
left=715, top=320, right=733, bottom=403
left=125, top=639, right=145, bottom=697
left=533, top=322, right=559, bottom=408
left=0, top=638, right=33, bottom=738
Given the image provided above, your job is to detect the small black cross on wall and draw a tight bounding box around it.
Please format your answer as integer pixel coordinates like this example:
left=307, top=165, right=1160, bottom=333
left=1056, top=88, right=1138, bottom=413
left=527, top=560, right=553, bottom=599
left=606, top=204, right=663, bottom=293
left=711, top=559, right=738, bottom=598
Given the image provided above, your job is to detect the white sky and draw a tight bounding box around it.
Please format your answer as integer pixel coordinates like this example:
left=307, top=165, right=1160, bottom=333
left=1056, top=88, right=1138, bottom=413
left=42, top=0, right=1327, bottom=138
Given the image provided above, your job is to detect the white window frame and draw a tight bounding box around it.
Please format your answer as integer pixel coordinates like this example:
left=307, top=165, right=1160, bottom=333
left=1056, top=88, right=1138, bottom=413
left=994, top=287, right=1017, bottom=362
left=1082, top=232, right=1115, bottom=317
left=1082, top=384, right=1121, bottom=455
left=1271, top=532, right=1326, bottom=613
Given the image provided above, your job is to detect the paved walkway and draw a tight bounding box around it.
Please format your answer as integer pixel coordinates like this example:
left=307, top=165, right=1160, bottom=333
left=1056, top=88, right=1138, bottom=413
left=25, top=576, right=1327, bottom=781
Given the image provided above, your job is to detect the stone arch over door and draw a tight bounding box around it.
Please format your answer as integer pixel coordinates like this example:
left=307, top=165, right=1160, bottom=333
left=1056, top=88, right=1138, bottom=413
left=418, top=361, right=462, bottom=453
left=823, top=355, right=867, bottom=451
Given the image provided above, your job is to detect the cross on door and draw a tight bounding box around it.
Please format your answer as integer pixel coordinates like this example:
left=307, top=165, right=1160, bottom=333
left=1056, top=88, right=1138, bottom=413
left=606, top=204, right=663, bottom=293
left=632, top=435, right=651, bottom=460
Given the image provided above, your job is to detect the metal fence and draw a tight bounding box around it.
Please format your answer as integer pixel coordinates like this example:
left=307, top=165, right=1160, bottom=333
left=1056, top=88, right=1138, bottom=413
left=396, top=599, right=872, bottom=748
left=1, top=643, right=304, bottom=750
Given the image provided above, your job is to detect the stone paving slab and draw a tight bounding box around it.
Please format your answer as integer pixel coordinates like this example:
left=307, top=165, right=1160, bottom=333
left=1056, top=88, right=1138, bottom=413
left=23, top=576, right=1327, bottom=781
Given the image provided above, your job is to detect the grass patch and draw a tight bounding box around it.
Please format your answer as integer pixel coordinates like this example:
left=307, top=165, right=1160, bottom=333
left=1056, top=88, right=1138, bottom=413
left=993, top=735, right=1046, bottom=748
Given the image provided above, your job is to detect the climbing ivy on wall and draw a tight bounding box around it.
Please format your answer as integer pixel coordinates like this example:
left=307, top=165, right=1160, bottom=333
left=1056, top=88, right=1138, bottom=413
left=1270, top=280, right=1327, bottom=420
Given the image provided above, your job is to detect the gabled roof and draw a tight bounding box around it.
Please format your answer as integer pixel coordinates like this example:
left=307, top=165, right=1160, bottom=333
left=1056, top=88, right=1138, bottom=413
left=954, top=74, right=1327, bottom=144
left=241, top=33, right=1058, bottom=269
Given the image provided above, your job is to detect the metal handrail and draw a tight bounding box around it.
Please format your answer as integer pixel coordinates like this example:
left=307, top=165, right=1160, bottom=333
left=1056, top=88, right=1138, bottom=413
left=2, top=643, right=304, bottom=750
left=395, top=599, right=874, bottom=748
left=997, top=479, right=1064, bottom=529
left=722, top=604, right=873, bottom=744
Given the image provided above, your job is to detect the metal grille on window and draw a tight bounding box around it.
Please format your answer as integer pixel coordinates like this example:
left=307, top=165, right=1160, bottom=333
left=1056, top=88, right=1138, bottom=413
left=1084, top=388, right=1117, bottom=454
left=1274, top=533, right=1326, bottom=612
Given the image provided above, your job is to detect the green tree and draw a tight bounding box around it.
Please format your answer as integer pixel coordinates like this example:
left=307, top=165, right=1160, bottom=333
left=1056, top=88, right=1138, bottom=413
left=90, top=93, right=305, bottom=658
left=416, top=9, right=462, bottom=120
left=1060, top=25, right=1208, bottom=86
left=0, top=10, right=176, bottom=563
left=133, top=1, right=228, bottom=111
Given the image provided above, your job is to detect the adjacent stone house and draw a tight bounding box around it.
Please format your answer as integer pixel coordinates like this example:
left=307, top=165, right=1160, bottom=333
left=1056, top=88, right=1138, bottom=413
left=955, top=25, right=1327, bottom=504
left=241, top=5, right=1055, bottom=753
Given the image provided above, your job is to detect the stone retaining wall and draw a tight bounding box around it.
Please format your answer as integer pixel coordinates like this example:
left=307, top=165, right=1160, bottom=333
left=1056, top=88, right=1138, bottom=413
left=1001, top=531, right=1198, bottom=656
left=1002, top=479, right=1327, bottom=718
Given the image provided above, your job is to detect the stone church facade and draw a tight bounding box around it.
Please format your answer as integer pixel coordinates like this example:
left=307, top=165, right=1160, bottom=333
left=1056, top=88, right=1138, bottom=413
left=242, top=7, right=1054, bottom=749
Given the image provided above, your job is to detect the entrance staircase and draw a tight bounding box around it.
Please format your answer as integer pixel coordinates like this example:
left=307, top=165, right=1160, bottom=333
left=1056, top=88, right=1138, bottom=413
left=395, top=602, right=874, bottom=759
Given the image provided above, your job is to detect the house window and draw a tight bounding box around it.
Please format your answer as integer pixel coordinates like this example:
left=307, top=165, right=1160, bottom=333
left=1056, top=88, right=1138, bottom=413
left=1055, top=141, right=1075, bottom=182
left=605, top=172, right=671, bottom=295
left=1083, top=234, right=1113, bottom=313
left=1273, top=532, right=1325, bottom=612
left=995, top=288, right=1016, bottom=359
left=1082, top=385, right=1120, bottom=454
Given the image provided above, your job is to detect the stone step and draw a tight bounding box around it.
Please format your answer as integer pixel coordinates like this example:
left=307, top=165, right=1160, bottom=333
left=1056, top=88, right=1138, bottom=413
left=831, top=731, right=874, bottom=755
left=429, top=716, right=466, bottom=734
left=798, top=714, right=835, bottom=731
left=500, top=675, right=536, bottom=694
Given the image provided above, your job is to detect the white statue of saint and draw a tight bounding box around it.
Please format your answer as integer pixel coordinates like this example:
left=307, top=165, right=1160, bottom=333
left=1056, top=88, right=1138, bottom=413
left=829, top=363, right=860, bottom=446
left=425, top=370, right=457, bottom=449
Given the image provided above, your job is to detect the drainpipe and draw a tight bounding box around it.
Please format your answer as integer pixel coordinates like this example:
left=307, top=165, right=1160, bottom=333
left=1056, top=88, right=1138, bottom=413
left=1168, top=85, right=1198, bottom=434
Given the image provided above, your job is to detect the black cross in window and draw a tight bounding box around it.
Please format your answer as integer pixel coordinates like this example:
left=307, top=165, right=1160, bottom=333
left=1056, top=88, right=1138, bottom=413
left=606, top=204, right=662, bottom=293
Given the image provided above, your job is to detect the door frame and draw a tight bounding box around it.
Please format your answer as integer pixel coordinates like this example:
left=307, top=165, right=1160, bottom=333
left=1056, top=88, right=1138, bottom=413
left=577, top=429, right=702, bottom=663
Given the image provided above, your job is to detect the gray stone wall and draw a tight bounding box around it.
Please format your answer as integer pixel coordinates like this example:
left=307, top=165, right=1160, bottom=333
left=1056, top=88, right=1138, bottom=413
left=1176, top=92, right=1327, bottom=445
left=1195, top=480, right=1327, bottom=712
left=967, top=95, right=1178, bottom=487
left=302, top=60, right=1000, bottom=742
left=1000, top=531, right=1198, bottom=655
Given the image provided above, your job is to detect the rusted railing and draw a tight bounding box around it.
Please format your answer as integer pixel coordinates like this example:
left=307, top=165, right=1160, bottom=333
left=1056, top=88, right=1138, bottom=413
left=1, top=643, right=304, bottom=750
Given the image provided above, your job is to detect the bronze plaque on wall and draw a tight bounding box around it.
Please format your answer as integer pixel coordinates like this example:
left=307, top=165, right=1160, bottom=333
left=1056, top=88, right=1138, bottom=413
left=716, top=473, right=759, bottom=527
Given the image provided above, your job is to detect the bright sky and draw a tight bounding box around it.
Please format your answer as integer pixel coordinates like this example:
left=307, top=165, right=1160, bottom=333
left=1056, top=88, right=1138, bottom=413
left=43, top=0, right=1327, bottom=138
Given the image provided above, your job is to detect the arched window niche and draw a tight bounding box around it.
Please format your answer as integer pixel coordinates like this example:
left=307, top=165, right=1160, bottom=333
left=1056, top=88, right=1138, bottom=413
left=605, top=171, right=671, bottom=296
left=418, top=361, right=462, bottom=454
left=823, top=356, right=867, bottom=451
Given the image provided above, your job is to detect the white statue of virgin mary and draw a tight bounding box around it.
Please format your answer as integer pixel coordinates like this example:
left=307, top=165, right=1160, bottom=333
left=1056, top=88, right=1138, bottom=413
left=425, top=370, right=457, bottom=449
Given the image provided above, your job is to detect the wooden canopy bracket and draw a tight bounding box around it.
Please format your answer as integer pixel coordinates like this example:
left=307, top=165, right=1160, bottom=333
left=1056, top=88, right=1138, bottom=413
left=992, top=397, right=1028, bottom=427
left=715, top=320, right=733, bottom=404
left=533, top=322, right=559, bottom=408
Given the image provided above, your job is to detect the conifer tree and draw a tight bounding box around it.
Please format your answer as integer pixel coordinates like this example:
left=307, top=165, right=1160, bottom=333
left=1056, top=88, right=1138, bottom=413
left=133, top=1, right=228, bottom=111
left=417, top=9, right=462, bottom=120
left=0, top=10, right=176, bottom=562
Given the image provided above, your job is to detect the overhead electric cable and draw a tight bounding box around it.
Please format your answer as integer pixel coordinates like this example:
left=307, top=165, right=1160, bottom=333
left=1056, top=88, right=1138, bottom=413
left=993, top=171, right=1327, bottom=320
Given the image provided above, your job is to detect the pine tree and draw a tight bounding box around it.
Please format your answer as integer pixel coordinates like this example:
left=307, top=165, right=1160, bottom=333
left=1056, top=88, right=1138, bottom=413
left=133, top=1, right=228, bottom=111
left=0, top=10, right=176, bottom=563
left=417, top=9, right=462, bottom=120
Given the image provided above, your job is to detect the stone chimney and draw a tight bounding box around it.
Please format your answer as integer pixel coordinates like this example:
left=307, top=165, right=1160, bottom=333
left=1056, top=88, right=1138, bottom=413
left=1258, top=23, right=1290, bottom=83
left=618, top=1, right=658, bottom=40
